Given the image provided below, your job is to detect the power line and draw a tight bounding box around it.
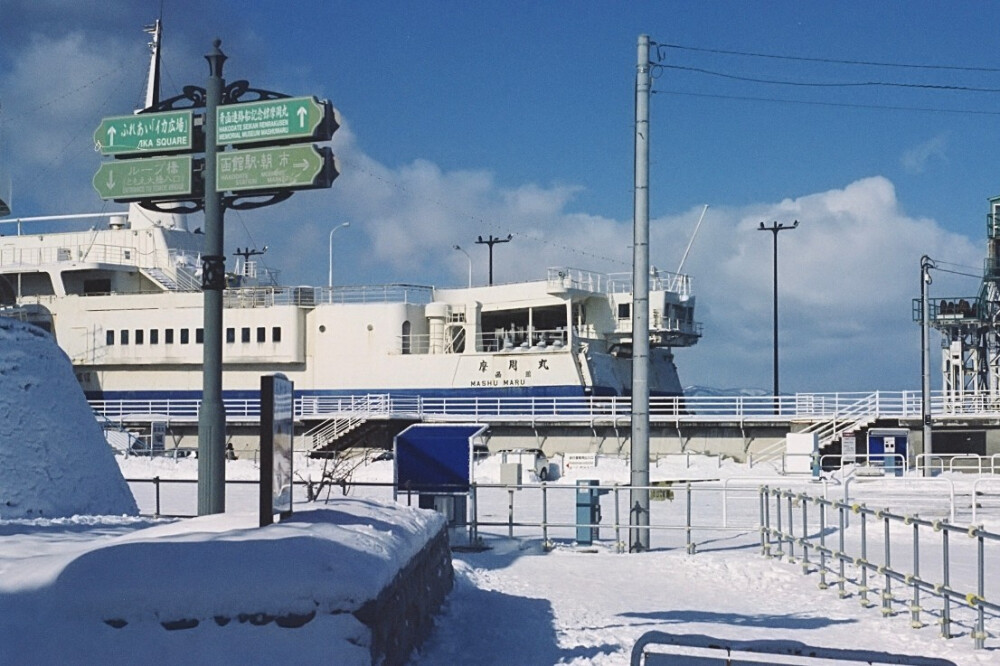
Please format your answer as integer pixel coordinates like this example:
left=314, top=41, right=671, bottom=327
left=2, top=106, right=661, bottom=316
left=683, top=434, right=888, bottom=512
left=660, top=63, right=1000, bottom=94
left=654, top=42, right=1000, bottom=74
left=652, top=88, right=1000, bottom=117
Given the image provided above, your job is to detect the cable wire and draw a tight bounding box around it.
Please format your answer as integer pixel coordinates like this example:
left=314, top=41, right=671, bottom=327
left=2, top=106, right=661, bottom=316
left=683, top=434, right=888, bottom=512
left=653, top=42, right=1000, bottom=74
left=652, top=88, right=1000, bottom=117
left=660, top=63, right=1000, bottom=94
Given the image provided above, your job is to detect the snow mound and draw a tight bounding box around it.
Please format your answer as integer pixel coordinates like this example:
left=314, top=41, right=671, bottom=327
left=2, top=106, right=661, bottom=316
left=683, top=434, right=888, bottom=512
left=0, top=318, right=137, bottom=518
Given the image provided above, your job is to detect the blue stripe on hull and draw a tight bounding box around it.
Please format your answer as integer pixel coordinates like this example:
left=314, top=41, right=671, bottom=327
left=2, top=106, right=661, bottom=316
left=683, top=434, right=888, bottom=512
left=86, top=384, right=682, bottom=402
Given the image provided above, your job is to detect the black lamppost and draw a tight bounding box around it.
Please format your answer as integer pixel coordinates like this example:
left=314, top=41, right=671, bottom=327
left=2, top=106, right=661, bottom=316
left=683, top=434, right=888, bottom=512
left=758, top=220, right=798, bottom=414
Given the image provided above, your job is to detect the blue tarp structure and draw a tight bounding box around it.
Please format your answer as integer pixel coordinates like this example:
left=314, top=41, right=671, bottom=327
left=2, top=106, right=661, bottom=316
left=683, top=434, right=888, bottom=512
left=394, top=424, right=486, bottom=493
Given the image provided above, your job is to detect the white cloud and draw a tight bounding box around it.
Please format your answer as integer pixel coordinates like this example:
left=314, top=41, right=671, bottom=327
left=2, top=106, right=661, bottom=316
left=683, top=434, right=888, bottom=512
left=257, top=143, right=983, bottom=392
left=901, top=133, right=949, bottom=174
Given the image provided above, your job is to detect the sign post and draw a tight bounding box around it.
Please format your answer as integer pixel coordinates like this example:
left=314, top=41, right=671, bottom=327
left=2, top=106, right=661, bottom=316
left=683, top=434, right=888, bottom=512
left=92, top=38, right=339, bottom=517
left=217, top=144, right=336, bottom=192
left=217, top=96, right=336, bottom=145
left=94, top=109, right=195, bottom=155
left=92, top=155, right=196, bottom=200
left=260, top=373, right=295, bottom=527
left=197, top=39, right=228, bottom=516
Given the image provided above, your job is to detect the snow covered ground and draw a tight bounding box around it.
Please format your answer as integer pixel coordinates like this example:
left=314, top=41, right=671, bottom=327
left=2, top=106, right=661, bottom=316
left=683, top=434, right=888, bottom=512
left=1, top=323, right=996, bottom=664
left=2, top=451, right=997, bottom=665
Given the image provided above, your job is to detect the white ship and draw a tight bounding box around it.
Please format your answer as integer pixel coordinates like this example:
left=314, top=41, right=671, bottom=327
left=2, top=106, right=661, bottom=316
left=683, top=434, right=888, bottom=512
left=0, top=22, right=700, bottom=431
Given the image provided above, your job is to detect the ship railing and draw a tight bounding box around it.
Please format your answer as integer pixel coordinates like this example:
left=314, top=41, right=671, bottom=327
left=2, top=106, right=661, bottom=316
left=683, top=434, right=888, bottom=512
left=545, top=267, right=693, bottom=299
left=165, top=251, right=203, bottom=291
left=222, top=284, right=434, bottom=308
left=0, top=242, right=146, bottom=269
left=608, top=270, right=693, bottom=298
left=613, top=316, right=702, bottom=337
left=546, top=267, right=610, bottom=294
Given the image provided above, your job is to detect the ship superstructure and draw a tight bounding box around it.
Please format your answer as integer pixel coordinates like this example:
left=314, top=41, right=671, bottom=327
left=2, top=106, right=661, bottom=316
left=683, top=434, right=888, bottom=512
left=0, top=210, right=700, bottom=403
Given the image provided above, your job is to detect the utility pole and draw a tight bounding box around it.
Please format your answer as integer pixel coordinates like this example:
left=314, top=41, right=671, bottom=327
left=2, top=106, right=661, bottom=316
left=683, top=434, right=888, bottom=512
left=758, top=220, right=798, bottom=415
left=921, top=255, right=935, bottom=476
left=198, top=39, right=227, bottom=515
left=475, top=234, right=511, bottom=285
left=630, top=34, right=651, bottom=553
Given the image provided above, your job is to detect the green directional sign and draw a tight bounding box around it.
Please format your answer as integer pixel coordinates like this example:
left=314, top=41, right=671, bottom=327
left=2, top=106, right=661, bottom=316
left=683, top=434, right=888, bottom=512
left=94, top=110, right=194, bottom=156
left=216, top=145, right=336, bottom=193
left=93, top=155, right=195, bottom=200
left=217, top=96, right=336, bottom=146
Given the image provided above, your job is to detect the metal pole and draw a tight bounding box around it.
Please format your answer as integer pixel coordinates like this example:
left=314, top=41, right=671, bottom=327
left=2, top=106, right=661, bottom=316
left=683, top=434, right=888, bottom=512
left=475, top=234, right=511, bottom=285
left=882, top=513, right=893, bottom=616
left=911, top=518, right=921, bottom=628
left=758, top=221, right=798, bottom=414
left=630, top=33, right=651, bottom=553
left=818, top=502, right=828, bottom=589
left=860, top=510, right=871, bottom=607
left=197, top=39, right=227, bottom=515
left=975, top=530, right=985, bottom=649
left=920, top=255, right=935, bottom=475
left=941, top=527, right=951, bottom=638
left=454, top=245, right=472, bottom=288
left=328, top=221, right=350, bottom=289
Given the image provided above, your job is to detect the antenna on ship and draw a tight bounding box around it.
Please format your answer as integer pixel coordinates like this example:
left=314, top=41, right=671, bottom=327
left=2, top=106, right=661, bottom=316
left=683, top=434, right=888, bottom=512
left=233, top=246, right=267, bottom=285
left=676, top=204, right=708, bottom=275
left=0, top=101, right=9, bottom=217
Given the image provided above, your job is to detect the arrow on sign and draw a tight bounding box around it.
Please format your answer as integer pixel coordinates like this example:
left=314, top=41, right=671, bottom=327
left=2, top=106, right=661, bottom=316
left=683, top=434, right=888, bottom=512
left=106, top=170, right=115, bottom=189
left=297, top=106, right=307, bottom=128
left=106, top=126, right=117, bottom=147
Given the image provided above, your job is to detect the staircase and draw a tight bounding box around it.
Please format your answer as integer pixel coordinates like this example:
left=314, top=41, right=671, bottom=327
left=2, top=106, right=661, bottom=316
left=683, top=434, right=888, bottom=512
left=749, top=393, right=880, bottom=470
left=303, top=394, right=395, bottom=453
left=145, top=267, right=180, bottom=291
left=144, top=264, right=202, bottom=292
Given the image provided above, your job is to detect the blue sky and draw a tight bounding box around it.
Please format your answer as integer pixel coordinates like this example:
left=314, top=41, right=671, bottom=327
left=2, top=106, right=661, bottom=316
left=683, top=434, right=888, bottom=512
left=1, top=1, right=998, bottom=392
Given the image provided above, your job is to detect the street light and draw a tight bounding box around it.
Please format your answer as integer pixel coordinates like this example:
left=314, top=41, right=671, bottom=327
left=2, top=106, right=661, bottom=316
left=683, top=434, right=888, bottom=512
left=758, top=220, right=798, bottom=413
left=453, top=245, right=472, bottom=288
left=328, top=222, right=350, bottom=289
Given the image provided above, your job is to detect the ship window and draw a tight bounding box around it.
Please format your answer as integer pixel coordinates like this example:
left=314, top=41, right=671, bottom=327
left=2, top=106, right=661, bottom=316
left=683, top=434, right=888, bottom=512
left=401, top=320, right=411, bottom=355
left=257, top=327, right=266, bottom=343
left=120, top=330, right=129, bottom=345
left=180, top=328, right=189, bottom=344
left=272, top=327, right=281, bottom=343
left=135, top=329, right=144, bottom=345
left=196, top=328, right=204, bottom=344
left=226, top=328, right=235, bottom=344
left=106, top=330, right=114, bottom=346
left=83, top=278, right=111, bottom=295
left=150, top=329, right=159, bottom=345
left=617, top=303, right=630, bottom=319
left=165, top=328, right=174, bottom=344
left=241, top=327, right=250, bottom=343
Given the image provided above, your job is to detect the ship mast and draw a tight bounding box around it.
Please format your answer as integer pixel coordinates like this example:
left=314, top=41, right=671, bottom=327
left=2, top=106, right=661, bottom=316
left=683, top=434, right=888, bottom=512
left=128, top=18, right=186, bottom=231
left=142, top=19, right=162, bottom=108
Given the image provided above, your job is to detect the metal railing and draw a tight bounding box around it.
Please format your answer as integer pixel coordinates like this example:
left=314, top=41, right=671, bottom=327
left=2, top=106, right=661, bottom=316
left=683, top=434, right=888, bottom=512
left=91, top=389, right=1000, bottom=426
left=761, top=486, right=1000, bottom=650
left=124, top=475, right=761, bottom=554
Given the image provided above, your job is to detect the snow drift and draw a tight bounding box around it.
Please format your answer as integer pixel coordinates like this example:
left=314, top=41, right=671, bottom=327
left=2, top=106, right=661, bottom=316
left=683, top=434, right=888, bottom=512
left=0, top=317, right=137, bottom=518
